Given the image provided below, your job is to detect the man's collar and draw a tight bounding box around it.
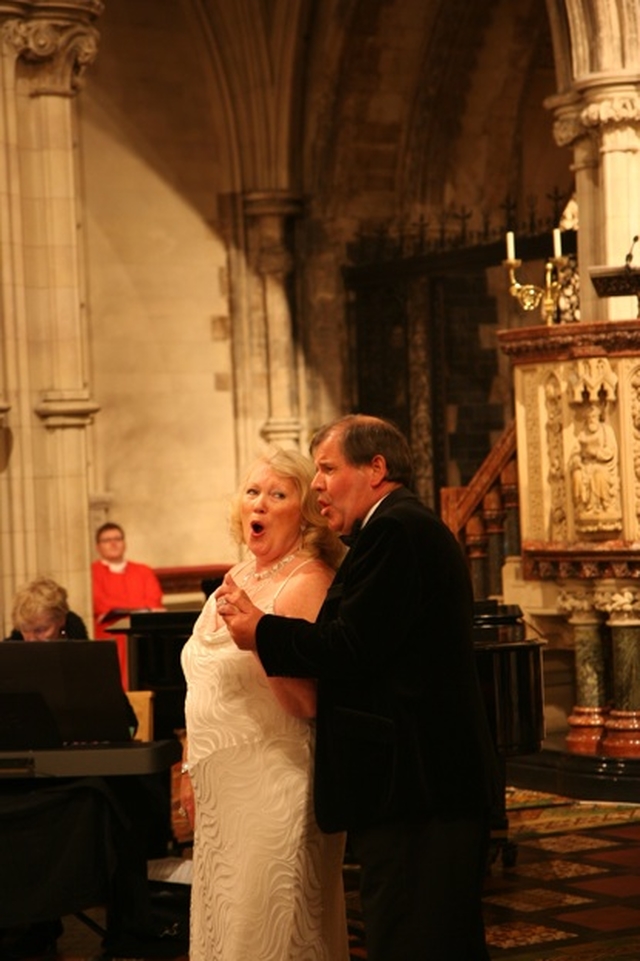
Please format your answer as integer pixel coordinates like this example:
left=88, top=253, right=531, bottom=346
left=100, top=558, right=127, bottom=573
left=339, top=491, right=395, bottom=548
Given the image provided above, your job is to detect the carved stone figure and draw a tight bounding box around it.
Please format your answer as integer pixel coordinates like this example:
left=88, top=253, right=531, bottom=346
left=569, top=403, right=622, bottom=534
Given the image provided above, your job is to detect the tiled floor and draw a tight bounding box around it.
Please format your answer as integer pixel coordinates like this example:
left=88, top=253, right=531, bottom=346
left=482, top=793, right=640, bottom=960
left=345, top=789, right=640, bottom=961
left=4, top=789, right=640, bottom=960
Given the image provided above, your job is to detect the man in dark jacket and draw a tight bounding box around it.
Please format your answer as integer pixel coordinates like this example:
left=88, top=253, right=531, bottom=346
left=218, top=414, right=501, bottom=961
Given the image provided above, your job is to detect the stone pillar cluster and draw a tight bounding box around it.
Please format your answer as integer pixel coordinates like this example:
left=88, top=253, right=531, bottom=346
left=0, top=0, right=103, bottom=628
left=546, top=9, right=640, bottom=324
left=244, top=190, right=303, bottom=451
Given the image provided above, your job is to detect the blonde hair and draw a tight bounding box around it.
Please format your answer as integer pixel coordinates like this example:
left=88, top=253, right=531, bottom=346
left=229, top=448, right=344, bottom=570
left=12, top=576, right=69, bottom=633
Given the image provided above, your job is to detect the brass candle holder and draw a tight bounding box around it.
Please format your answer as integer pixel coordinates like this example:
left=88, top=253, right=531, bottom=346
left=503, top=256, right=567, bottom=326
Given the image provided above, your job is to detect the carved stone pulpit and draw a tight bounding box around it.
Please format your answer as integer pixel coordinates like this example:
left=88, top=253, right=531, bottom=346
left=498, top=319, right=640, bottom=757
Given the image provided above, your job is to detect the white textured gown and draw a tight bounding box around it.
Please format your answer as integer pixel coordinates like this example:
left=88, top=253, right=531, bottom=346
left=181, top=563, right=349, bottom=961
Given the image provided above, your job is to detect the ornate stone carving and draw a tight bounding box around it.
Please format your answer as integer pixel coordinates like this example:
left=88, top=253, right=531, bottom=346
left=523, top=368, right=545, bottom=539
left=594, top=583, right=640, bottom=617
left=568, top=356, right=617, bottom=405
left=553, top=113, right=584, bottom=147
left=566, top=358, right=622, bottom=535
left=557, top=586, right=596, bottom=616
left=581, top=96, right=640, bottom=128
left=544, top=373, right=567, bottom=541
left=523, top=550, right=640, bottom=582
left=2, top=18, right=100, bottom=95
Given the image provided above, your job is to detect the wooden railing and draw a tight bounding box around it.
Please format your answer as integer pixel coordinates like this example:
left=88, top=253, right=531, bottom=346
left=440, top=421, right=518, bottom=601
left=154, top=564, right=231, bottom=602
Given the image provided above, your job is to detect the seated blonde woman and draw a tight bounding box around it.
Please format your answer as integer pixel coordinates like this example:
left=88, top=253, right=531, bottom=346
left=8, top=576, right=88, bottom=641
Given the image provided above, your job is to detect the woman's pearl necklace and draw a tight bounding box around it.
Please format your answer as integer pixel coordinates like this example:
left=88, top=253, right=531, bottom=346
left=242, top=550, right=299, bottom=584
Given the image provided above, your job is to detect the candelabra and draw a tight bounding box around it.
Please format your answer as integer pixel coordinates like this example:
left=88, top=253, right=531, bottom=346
left=503, top=256, right=567, bottom=326
left=503, top=230, right=566, bottom=326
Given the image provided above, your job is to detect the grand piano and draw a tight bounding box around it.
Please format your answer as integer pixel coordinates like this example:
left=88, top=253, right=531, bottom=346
left=473, top=599, right=546, bottom=758
left=473, top=600, right=546, bottom=866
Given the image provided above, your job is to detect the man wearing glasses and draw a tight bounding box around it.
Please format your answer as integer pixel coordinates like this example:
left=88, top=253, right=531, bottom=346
left=92, top=523, right=163, bottom=686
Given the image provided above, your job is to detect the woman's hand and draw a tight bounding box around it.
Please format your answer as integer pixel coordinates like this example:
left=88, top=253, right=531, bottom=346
left=171, top=761, right=196, bottom=844
left=179, top=770, right=195, bottom=826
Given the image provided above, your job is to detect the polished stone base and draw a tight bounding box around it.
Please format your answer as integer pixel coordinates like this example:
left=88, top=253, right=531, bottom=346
left=506, top=733, right=640, bottom=803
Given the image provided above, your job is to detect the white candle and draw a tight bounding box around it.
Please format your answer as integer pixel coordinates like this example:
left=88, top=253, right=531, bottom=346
left=506, top=231, right=515, bottom=261
left=553, top=228, right=562, bottom=259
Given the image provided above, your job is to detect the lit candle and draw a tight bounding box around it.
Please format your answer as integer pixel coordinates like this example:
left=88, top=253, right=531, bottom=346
left=506, top=231, right=516, bottom=261
left=553, top=228, right=562, bottom=259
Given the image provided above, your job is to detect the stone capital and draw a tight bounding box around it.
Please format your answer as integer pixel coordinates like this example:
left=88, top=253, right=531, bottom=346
left=580, top=93, right=640, bottom=130
left=2, top=15, right=100, bottom=95
left=557, top=585, right=598, bottom=619
left=545, top=91, right=587, bottom=149
left=593, top=581, right=640, bottom=621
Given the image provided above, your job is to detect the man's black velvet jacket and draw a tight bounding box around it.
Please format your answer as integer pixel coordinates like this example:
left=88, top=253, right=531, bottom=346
left=257, top=487, right=502, bottom=833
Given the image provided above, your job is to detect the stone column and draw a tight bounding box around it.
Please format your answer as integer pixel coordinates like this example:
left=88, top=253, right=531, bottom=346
left=548, top=94, right=601, bottom=323
left=244, top=191, right=303, bottom=450
left=595, top=582, right=640, bottom=757
left=548, top=84, right=640, bottom=323
left=0, top=3, right=103, bottom=630
left=546, top=0, right=640, bottom=324
left=558, top=586, right=609, bottom=754
left=581, top=83, right=640, bottom=321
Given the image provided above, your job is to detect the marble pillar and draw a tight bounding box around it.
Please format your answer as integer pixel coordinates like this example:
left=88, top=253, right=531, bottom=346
left=559, top=588, right=608, bottom=754
left=594, top=582, right=640, bottom=757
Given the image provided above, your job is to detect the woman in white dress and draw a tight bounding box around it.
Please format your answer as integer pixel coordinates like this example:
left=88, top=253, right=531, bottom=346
left=180, top=448, right=349, bottom=961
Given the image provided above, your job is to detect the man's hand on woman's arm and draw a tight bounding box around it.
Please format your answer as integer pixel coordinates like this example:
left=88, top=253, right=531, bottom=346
left=215, top=574, right=263, bottom=650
